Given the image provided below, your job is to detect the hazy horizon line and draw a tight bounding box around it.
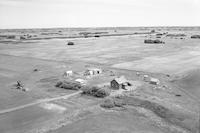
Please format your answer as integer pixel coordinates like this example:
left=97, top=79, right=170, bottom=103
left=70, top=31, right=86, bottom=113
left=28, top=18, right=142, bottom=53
left=1, top=26, right=200, bottom=30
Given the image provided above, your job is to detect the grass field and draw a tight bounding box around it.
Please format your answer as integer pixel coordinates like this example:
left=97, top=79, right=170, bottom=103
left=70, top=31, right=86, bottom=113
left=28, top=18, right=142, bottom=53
left=0, top=27, right=200, bottom=133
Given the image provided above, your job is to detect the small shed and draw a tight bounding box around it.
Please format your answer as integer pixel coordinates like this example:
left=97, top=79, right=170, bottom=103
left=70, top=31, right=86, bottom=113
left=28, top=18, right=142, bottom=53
left=110, top=76, right=130, bottom=90
left=67, top=42, right=74, bottom=45
left=150, top=78, right=160, bottom=85
left=144, top=39, right=165, bottom=44
left=143, top=75, right=150, bottom=82
left=63, top=71, right=73, bottom=77
left=136, top=72, right=140, bottom=76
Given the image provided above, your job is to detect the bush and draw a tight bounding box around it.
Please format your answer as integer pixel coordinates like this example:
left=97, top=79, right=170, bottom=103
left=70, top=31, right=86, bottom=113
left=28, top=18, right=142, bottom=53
left=33, top=69, right=39, bottom=72
left=55, top=81, right=64, bottom=87
left=151, top=30, right=155, bottom=33
left=90, top=86, right=100, bottom=94
left=55, top=80, right=82, bottom=90
left=82, top=86, right=110, bottom=98
left=7, top=35, right=15, bottom=39
left=95, top=88, right=110, bottom=98
left=114, top=99, right=126, bottom=107
left=100, top=99, right=115, bottom=108
left=82, top=86, right=100, bottom=95
left=101, top=98, right=126, bottom=108
left=81, top=86, right=91, bottom=94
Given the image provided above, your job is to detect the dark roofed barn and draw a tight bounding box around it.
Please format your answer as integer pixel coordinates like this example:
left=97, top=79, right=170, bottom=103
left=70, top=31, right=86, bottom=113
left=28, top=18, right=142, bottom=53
left=110, top=76, right=129, bottom=90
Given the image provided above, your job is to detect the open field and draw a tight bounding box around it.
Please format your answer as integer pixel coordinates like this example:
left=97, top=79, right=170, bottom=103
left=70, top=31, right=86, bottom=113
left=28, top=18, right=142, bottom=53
left=1, top=29, right=200, bottom=75
left=0, top=27, right=200, bottom=133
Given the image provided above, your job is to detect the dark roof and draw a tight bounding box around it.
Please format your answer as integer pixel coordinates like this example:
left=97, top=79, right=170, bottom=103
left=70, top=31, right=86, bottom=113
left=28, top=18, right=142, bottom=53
left=112, top=76, right=128, bottom=84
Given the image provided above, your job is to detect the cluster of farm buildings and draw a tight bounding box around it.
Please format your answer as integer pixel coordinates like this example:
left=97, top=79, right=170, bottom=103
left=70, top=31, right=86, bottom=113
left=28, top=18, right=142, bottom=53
left=64, top=67, right=160, bottom=91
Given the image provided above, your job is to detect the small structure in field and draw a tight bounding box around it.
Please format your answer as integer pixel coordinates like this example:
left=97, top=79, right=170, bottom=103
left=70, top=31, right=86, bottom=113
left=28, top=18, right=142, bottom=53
left=166, top=33, right=186, bottom=37
left=33, top=68, right=39, bottom=72
left=20, top=36, right=26, bottom=40
left=6, top=35, right=16, bottom=39
left=63, top=71, right=73, bottom=77
left=75, top=79, right=86, bottom=85
left=156, top=33, right=163, bottom=36
left=144, top=39, right=165, bottom=44
left=110, top=76, right=131, bottom=90
left=94, top=35, right=100, bottom=38
left=67, top=41, right=74, bottom=45
left=13, top=81, right=29, bottom=92
left=84, top=68, right=102, bottom=76
left=143, top=75, right=150, bottom=82
left=191, top=35, right=200, bottom=39
left=150, top=78, right=160, bottom=85
left=136, top=72, right=140, bottom=76
left=151, top=29, right=156, bottom=33
left=16, top=81, right=24, bottom=89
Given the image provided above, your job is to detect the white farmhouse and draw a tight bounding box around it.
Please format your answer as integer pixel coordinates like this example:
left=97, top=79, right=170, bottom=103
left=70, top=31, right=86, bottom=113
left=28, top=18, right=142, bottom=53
left=150, top=78, right=160, bottom=85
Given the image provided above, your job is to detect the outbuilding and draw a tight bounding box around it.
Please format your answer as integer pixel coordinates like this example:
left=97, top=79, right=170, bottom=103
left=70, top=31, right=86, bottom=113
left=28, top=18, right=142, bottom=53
left=150, top=78, right=160, bottom=85
left=143, top=75, right=150, bottom=82
left=110, top=76, right=130, bottom=90
left=84, top=68, right=102, bottom=76
left=63, top=71, right=73, bottom=77
left=67, top=41, right=74, bottom=45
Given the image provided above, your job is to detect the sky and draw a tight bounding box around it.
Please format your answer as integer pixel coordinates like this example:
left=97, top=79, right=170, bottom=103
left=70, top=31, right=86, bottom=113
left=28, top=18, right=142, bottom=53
left=0, top=0, right=200, bottom=29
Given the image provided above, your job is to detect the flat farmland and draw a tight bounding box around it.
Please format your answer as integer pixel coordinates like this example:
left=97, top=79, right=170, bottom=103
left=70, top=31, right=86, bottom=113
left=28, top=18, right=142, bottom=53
left=1, top=34, right=200, bottom=75
left=0, top=28, right=200, bottom=133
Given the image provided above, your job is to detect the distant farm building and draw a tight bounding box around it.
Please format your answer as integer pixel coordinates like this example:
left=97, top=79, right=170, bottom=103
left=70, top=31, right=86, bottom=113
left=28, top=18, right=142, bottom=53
left=150, top=78, right=160, bottom=85
left=151, top=29, right=156, bottom=33
left=136, top=72, right=140, bottom=76
left=20, top=36, right=26, bottom=40
left=67, top=41, right=74, bottom=45
left=110, top=76, right=131, bottom=90
left=6, top=35, right=16, bottom=39
left=84, top=68, right=102, bottom=76
left=63, top=71, right=73, bottom=77
left=143, top=75, right=150, bottom=82
left=191, top=35, right=200, bottom=39
left=144, top=39, right=165, bottom=44
left=143, top=75, right=160, bottom=85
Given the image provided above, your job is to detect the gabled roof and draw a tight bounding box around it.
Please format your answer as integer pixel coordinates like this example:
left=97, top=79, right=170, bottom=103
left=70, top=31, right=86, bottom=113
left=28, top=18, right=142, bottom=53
left=87, top=68, right=102, bottom=71
left=112, top=76, right=128, bottom=84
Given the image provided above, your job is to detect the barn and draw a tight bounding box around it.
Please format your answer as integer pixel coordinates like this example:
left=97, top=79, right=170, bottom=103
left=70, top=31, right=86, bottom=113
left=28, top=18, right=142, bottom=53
left=110, top=76, right=130, bottom=90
